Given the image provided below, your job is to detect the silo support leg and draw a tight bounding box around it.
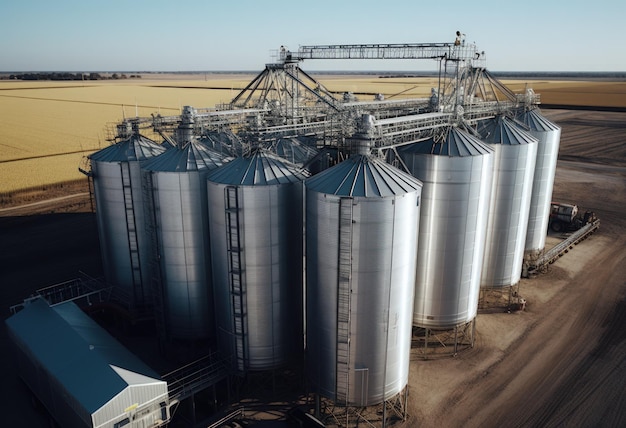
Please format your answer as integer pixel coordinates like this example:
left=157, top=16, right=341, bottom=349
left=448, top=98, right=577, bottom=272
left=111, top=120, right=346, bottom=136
left=472, top=319, right=477, bottom=347
left=315, top=393, right=321, bottom=420
left=382, top=399, right=387, bottom=428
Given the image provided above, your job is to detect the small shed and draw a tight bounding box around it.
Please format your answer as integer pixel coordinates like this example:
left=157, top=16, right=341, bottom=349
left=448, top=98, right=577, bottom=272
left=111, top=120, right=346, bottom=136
left=5, top=298, right=170, bottom=428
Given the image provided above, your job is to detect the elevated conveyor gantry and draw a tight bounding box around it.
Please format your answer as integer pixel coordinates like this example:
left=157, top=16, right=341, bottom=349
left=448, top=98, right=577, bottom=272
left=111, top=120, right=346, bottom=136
left=290, top=42, right=485, bottom=64
left=101, top=40, right=540, bottom=162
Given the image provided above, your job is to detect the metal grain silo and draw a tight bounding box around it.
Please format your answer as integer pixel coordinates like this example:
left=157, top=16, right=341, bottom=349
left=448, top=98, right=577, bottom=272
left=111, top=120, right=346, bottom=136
left=207, top=150, right=305, bottom=372
left=89, top=131, right=165, bottom=308
left=200, top=130, right=244, bottom=157
left=400, top=127, right=493, bottom=329
left=518, top=108, right=561, bottom=255
left=305, top=147, right=422, bottom=406
left=271, top=136, right=319, bottom=166
left=142, top=140, right=228, bottom=340
left=477, top=116, right=538, bottom=288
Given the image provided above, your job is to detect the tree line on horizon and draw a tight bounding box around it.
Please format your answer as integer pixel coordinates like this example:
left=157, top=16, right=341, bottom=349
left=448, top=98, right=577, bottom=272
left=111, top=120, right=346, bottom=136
left=5, top=72, right=142, bottom=81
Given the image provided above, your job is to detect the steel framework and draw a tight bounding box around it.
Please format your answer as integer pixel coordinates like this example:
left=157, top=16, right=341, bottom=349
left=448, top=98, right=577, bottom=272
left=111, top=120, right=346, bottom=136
left=316, top=386, right=409, bottom=428
left=411, top=320, right=477, bottom=359
left=79, top=38, right=547, bottom=427
left=92, top=40, right=539, bottom=164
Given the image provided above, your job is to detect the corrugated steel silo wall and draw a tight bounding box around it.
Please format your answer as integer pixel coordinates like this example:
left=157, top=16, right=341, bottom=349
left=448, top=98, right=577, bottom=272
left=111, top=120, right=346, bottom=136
left=481, top=141, right=537, bottom=287
left=149, top=170, right=214, bottom=340
left=306, top=191, right=419, bottom=406
left=92, top=160, right=152, bottom=306
left=405, top=153, right=493, bottom=328
left=523, top=112, right=562, bottom=254
left=208, top=182, right=303, bottom=371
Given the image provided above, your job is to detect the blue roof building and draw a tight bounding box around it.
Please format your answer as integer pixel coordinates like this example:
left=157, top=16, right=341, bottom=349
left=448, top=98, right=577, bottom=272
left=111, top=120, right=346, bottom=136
left=5, top=298, right=170, bottom=428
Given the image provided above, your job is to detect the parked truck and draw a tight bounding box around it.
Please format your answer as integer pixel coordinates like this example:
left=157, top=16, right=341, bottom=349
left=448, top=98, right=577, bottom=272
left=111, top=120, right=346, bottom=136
left=549, top=202, right=597, bottom=233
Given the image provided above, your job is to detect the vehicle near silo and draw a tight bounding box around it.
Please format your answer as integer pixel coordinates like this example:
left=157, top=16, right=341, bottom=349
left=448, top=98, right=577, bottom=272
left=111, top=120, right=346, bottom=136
left=5, top=298, right=171, bottom=428
left=142, top=138, right=229, bottom=341
left=549, top=201, right=597, bottom=232
left=207, top=149, right=306, bottom=372
left=477, top=115, right=538, bottom=288
left=87, top=127, right=166, bottom=308
left=399, top=126, right=493, bottom=329
left=305, top=116, right=422, bottom=407
left=517, top=108, right=561, bottom=256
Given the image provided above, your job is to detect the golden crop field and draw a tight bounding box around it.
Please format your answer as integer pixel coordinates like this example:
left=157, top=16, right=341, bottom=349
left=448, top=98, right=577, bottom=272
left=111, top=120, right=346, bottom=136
left=0, top=78, right=248, bottom=194
left=502, top=80, right=626, bottom=108
left=1, top=75, right=625, bottom=196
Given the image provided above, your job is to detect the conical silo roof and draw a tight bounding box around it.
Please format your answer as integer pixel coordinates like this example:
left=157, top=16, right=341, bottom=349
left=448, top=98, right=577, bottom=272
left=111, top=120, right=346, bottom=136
left=273, top=136, right=319, bottom=165
left=89, top=134, right=165, bottom=162
left=142, top=140, right=227, bottom=172
left=200, top=131, right=243, bottom=157
left=401, top=127, right=492, bottom=157
left=305, top=154, right=422, bottom=197
left=477, top=115, right=539, bottom=146
left=207, top=149, right=306, bottom=185
left=518, top=108, right=560, bottom=132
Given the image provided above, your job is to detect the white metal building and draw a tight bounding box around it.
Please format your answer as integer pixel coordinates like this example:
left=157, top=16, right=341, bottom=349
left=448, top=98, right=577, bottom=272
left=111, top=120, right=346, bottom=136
left=5, top=298, right=170, bottom=428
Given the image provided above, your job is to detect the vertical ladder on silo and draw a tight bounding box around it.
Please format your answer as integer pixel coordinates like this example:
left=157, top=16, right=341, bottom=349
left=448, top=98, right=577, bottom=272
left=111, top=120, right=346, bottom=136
left=121, top=162, right=143, bottom=301
left=225, top=186, right=246, bottom=374
left=143, top=172, right=167, bottom=341
left=78, top=156, right=95, bottom=212
left=336, top=197, right=353, bottom=404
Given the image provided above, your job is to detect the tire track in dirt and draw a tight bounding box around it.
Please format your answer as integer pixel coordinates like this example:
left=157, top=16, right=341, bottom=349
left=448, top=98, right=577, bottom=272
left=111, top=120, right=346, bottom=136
left=0, top=149, right=95, bottom=164
left=493, top=237, right=625, bottom=428
left=0, top=93, right=179, bottom=112
left=518, top=247, right=626, bottom=427
left=428, top=234, right=626, bottom=428
left=0, top=193, right=89, bottom=215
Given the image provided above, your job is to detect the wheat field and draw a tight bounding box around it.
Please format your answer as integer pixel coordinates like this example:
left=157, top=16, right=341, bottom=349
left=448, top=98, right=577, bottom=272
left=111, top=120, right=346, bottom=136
left=0, top=78, right=246, bottom=194
left=1, top=75, right=625, bottom=194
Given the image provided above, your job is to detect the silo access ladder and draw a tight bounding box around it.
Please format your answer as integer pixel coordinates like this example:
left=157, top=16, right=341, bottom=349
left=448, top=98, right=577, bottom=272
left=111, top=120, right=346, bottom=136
left=120, top=162, right=143, bottom=290
left=225, top=186, right=247, bottom=373
left=336, top=197, right=353, bottom=403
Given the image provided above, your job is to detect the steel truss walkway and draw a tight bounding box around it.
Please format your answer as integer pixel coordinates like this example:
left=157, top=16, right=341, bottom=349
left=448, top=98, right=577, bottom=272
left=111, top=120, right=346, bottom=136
left=293, top=42, right=484, bottom=63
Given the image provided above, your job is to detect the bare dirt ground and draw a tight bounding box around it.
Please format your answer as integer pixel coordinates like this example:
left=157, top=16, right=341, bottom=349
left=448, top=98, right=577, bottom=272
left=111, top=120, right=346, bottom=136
left=404, top=109, right=626, bottom=428
left=1, top=109, right=625, bottom=427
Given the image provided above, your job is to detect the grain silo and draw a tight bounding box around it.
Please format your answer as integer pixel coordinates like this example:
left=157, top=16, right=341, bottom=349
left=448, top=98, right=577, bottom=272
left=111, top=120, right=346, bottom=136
left=271, top=136, right=319, bottom=166
left=142, top=139, right=228, bottom=341
left=400, top=127, right=493, bottom=330
left=200, top=130, right=244, bottom=157
left=207, top=149, right=306, bottom=372
left=518, top=108, right=561, bottom=256
left=305, top=116, right=422, bottom=407
left=89, top=128, right=166, bottom=308
left=477, top=115, right=538, bottom=288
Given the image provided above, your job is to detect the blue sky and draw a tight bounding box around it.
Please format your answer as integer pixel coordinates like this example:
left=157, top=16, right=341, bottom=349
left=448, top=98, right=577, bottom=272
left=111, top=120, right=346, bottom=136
left=1, top=0, right=624, bottom=72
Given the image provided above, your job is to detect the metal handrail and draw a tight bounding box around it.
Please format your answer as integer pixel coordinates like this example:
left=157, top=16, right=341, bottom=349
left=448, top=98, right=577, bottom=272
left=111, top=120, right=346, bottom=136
left=163, top=352, right=231, bottom=401
left=207, top=407, right=245, bottom=428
